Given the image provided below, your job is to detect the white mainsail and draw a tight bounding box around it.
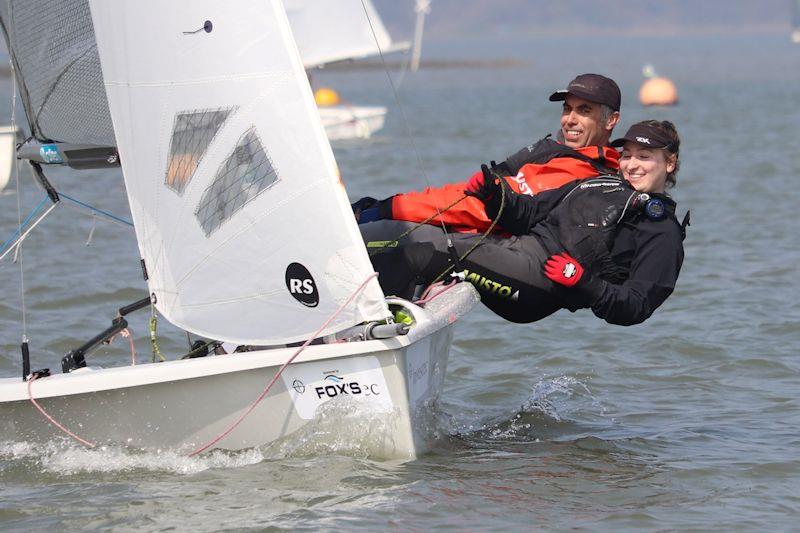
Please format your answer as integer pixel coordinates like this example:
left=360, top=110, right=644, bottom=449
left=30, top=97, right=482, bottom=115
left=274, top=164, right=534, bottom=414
left=88, top=0, right=389, bottom=345
left=284, top=0, right=409, bottom=69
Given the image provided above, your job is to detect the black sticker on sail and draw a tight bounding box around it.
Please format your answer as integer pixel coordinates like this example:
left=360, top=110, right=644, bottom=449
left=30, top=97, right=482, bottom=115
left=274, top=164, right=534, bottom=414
left=285, top=263, right=319, bottom=307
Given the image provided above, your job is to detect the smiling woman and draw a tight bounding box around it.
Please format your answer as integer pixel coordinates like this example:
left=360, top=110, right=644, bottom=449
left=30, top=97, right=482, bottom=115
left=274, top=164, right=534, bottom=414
left=612, top=120, right=681, bottom=193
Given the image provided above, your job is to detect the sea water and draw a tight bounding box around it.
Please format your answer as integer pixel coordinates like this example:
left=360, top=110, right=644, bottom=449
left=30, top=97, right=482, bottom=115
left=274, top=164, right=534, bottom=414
left=1, top=32, right=799, bottom=530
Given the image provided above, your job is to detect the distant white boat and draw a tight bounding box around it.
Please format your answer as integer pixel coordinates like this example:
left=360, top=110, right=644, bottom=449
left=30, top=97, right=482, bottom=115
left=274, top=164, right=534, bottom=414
left=319, top=105, right=387, bottom=141
left=0, top=0, right=478, bottom=459
left=286, top=0, right=411, bottom=141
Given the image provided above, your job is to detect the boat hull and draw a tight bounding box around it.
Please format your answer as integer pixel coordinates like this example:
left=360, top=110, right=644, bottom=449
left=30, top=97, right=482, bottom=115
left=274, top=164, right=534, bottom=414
left=319, top=105, right=386, bottom=140
left=0, top=284, right=478, bottom=460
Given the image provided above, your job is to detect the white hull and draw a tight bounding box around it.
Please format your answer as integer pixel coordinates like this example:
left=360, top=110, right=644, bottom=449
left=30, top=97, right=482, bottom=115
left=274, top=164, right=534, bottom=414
left=0, top=126, right=20, bottom=192
left=0, top=284, right=478, bottom=460
left=319, top=105, right=386, bottom=140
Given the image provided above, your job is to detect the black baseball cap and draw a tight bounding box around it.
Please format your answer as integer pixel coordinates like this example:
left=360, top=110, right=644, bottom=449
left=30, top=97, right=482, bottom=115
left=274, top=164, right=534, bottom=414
left=610, top=122, right=676, bottom=150
left=549, top=73, right=621, bottom=111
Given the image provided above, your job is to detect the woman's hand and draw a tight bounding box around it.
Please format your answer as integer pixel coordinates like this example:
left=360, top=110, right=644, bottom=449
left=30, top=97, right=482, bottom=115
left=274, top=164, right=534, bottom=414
left=544, top=252, right=584, bottom=287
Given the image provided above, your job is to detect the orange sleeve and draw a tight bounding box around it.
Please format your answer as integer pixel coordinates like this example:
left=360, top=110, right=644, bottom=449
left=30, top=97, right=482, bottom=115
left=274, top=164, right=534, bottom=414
left=390, top=172, right=528, bottom=232
left=388, top=146, right=620, bottom=231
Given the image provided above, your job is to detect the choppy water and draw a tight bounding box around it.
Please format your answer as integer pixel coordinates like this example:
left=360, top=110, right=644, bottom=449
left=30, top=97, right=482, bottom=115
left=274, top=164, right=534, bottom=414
left=1, top=33, right=799, bottom=530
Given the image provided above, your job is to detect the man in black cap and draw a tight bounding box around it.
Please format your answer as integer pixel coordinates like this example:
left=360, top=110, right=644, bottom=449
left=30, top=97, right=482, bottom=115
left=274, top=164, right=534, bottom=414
left=354, top=73, right=623, bottom=233
left=548, top=73, right=621, bottom=150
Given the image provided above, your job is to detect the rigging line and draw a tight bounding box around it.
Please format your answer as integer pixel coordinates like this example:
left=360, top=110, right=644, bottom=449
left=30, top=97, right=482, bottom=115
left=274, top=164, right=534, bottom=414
left=0, top=195, right=49, bottom=254
left=11, top=55, right=27, bottom=341
left=0, top=202, right=59, bottom=263
left=367, top=192, right=467, bottom=256
left=27, top=375, right=95, bottom=448
left=187, top=272, right=379, bottom=457
left=358, top=0, right=451, bottom=239
left=431, top=170, right=509, bottom=284
left=58, top=192, right=134, bottom=227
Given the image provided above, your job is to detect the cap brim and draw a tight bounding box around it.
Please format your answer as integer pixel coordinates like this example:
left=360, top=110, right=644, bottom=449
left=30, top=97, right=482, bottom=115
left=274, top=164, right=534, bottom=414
left=548, top=90, right=568, bottom=102
left=610, top=138, right=627, bottom=148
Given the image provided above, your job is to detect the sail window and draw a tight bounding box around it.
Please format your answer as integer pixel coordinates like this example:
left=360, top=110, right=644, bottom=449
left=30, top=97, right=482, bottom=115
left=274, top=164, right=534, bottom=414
left=195, top=127, right=279, bottom=236
left=165, top=107, right=234, bottom=194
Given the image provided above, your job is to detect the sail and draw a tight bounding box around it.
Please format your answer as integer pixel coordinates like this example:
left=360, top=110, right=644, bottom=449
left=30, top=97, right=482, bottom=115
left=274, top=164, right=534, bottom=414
left=0, top=0, right=115, bottom=146
left=284, top=0, right=409, bottom=69
left=88, top=0, right=389, bottom=345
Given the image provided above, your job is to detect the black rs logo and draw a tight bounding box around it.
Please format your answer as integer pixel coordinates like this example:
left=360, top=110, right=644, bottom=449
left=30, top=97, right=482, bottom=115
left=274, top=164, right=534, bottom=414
left=285, top=262, right=319, bottom=307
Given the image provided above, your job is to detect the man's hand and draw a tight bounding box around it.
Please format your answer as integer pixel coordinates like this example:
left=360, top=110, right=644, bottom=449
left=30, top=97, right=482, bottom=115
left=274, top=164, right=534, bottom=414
left=544, top=252, right=584, bottom=287
left=464, top=164, right=501, bottom=202
left=352, top=196, right=378, bottom=222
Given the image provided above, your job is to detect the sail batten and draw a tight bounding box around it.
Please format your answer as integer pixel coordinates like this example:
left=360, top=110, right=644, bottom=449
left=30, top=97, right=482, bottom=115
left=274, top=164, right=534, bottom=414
left=87, top=0, right=389, bottom=344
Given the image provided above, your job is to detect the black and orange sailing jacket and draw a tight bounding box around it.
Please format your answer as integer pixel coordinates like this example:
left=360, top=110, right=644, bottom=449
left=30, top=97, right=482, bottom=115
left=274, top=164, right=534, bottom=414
left=379, top=137, right=620, bottom=233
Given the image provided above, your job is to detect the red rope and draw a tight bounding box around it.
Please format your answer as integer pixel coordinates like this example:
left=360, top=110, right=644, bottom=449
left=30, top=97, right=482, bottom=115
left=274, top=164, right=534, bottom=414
left=187, top=272, right=379, bottom=457
left=27, top=375, right=96, bottom=448
left=26, top=327, right=136, bottom=448
left=415, top=280, right=459, bottom=304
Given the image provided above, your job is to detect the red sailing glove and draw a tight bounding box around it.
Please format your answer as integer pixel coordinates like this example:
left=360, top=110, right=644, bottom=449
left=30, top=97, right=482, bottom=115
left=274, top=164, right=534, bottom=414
left=464, top=164, right=500, bottom=202
left=544, top=253, right=584, bottom=287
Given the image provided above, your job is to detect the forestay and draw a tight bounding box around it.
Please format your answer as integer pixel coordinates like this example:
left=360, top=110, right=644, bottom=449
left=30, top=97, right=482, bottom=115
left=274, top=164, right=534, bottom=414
left=88, top=0, right=389, bottom=344
left=284, top=0, right=407, bottom=69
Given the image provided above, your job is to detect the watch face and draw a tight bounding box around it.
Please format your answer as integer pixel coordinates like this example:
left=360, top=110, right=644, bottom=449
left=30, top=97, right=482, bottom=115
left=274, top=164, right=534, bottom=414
left=645, top=198, right=666, bottom=220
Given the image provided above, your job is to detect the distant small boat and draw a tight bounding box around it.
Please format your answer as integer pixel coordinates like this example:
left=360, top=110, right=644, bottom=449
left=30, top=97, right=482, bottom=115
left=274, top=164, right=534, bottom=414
left=0, top=125, right=20, bottom=192
left=318, top=105, right=387, bottom=141
left=286, top=0, right=411, bottom=141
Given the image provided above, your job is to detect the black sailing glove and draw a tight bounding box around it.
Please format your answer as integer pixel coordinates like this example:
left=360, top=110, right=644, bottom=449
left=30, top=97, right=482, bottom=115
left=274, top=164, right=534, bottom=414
left=464, top=164, right=501, bottom=203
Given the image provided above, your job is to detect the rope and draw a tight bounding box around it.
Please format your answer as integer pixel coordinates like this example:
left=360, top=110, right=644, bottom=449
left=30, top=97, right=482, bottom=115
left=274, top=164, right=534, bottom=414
left=59, top=192, right=134, bottom=228
left=187, top=272, right=379, bottom=457
left=11, top=56, right=27, bottom=343
left=366, top=193, right=469, bottom=256
left=109, top=327, right=137, bottom=366
left=366, top=168, right=509, bottom=285
left=431, top=175, right=508, bottom=284
left=358, top=0, right=450, bottom=242
left=0, top=197, right=58, bottom=262
left=352, top=9, right=510, bottom=283
left=27, top=375, right=96, bottom=448
left=1, top=194, right=48, bottom=253
left=149, top=314, right=167, bottom=363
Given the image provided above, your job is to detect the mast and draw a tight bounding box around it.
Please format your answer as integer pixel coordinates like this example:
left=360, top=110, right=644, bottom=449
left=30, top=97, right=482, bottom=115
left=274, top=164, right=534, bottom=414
left=410, top=0, right=430, bottom=72
left=792, top=0, right=800, bottom=43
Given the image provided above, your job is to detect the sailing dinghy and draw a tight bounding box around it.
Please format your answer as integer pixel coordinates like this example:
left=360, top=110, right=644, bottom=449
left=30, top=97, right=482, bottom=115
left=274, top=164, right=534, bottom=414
left=0, top=0, right=478, bottom=459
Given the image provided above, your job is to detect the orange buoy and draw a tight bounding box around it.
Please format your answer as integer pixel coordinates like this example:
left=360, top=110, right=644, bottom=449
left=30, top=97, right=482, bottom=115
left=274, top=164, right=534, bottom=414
left=639, top=77, right=678, bottom=106
left=314, top=87, right=340, bottom=107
